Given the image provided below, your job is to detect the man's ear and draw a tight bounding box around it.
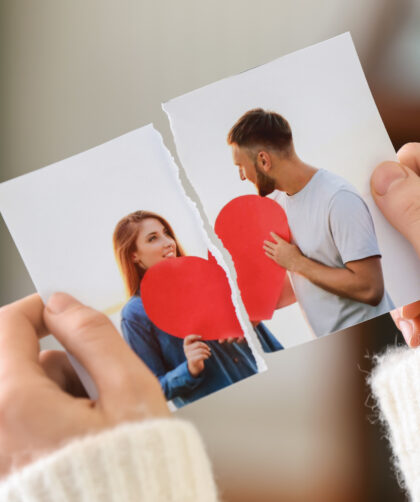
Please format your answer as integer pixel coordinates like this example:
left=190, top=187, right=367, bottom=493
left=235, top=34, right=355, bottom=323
left=256, top=151, right=272, bottom=173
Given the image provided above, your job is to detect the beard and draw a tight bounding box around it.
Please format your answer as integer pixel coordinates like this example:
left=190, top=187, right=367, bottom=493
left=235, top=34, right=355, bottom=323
left=255, top=165, right=276, bottom=197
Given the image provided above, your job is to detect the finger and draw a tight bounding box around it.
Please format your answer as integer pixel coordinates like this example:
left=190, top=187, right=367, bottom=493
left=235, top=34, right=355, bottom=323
left=270, top=232, right=281, bottom=242
left=186, top=347, right=211, bottom=359
left=391, top=308, right=420, bottom=347
left=187, top=341, right=211, bottom=352
left=190, top=353, right=211, bottom=362
left=220, top=338, right=233, bottom=344
left=263, top=247, right=276, bottom=256
left=370, top=161, right=420, bottom=256
left=265, top=251, right=275, bottom=259
left=263, top=245, right=274, bottom=253
left=183, top=334, right=202, bottom=346
left=188, top=349, right=211, bottom=360
left=397, top=143, right=420, bottom=176
left=43, top=293, right=156, bottom=401
left=0, top=294, right=48, bottom=338
left=188, top=347, right=211, bottom=356
left=263, top=242, right=275, bottom=250
left=217, top=337, right=237, bottom=344
left=0, top=295, right=48, bottom=378
left=39, top=350, right=88, bottom=397
left=390, top=308, right=401, bottom=327
left=400, top=318, right=420, bottom=348
left=401, top=300, right=420, bottom=320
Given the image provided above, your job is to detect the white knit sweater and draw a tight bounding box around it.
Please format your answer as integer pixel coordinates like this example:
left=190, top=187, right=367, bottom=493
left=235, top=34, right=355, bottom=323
left=0, top=419, right=219, bottom=502
left=1, top=349, right=418, bottom=502
left=370, top=346, right=420, bottom=501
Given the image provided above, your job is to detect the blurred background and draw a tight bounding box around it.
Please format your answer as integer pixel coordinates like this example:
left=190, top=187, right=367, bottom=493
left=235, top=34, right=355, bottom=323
left=1, top=1, right=419, bottom=500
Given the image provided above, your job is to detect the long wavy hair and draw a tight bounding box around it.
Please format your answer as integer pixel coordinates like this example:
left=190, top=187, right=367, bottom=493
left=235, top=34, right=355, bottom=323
left=113, top=210, right=185, bottom=298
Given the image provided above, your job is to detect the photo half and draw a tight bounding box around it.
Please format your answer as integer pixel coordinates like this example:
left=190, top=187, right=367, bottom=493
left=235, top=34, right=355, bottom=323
left=163, top=33, right=420, bottom=349
left=0, top=125, right=268, bottom=409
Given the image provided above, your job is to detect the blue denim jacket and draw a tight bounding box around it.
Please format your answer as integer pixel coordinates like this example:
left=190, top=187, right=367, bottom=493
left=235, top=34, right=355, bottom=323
left=121, top=295, right=282, bottom=408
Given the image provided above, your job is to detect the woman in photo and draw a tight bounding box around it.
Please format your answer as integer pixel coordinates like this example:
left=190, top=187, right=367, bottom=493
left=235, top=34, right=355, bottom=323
left=113, top=210, right=282, bottom=408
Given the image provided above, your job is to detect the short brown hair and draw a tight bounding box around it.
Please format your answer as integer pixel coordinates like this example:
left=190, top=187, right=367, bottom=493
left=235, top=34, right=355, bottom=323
left=227, top=108, right=292, bottom=153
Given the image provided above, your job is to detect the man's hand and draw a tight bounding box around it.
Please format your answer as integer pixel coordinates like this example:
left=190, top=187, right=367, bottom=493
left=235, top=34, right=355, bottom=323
left=265, top=234, right=384, bottom=306
left=371, top=142, right=420, bottom=346
left=0, top=292, right=169, bottom=478
left=183, top=335, right=211, bottom=377
left=263, top=232, right=303, bottom=271
left=218, top=336, right=246, bottom=344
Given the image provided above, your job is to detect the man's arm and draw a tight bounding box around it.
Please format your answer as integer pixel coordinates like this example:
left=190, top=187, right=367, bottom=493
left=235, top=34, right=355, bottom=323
left=263, top=234, right=384, bottom=306
left=295, top=254, right=384, bottom=306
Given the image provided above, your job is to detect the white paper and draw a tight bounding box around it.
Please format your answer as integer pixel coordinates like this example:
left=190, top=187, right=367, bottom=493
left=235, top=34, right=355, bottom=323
left=163, top=32, right=420, bottom=345
left=0, top=125, right=266, bottom=404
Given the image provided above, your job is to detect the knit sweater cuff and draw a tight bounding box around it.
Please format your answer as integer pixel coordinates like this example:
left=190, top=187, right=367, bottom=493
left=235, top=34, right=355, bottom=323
left=369, top=346, right=420, bottom=501
left=0, top=418, right=219, bottom=502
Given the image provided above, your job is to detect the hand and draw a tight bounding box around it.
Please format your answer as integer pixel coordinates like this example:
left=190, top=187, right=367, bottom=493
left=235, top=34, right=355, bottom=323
left=370, top=142, right=420, bottom=346
left=390, top=302, right=420, bottom=348
left=183, top=335, right=211, bottom=377
left=0, top=292, right=169, bottom=478
left=263, top=232, right=303, bottom=271
left=218, top=336, right=246, bottom=344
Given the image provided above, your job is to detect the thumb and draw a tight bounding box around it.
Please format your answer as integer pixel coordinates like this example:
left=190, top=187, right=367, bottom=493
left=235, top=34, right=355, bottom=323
left=43, top=293, right=155, bottom=402
left=370, top=161, right=420, bottom=257
left=184, top=334, right=202, bottom=345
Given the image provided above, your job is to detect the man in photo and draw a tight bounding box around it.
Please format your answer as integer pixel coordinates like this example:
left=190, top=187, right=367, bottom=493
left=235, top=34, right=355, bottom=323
left=227, top=108, right=394, bottom=336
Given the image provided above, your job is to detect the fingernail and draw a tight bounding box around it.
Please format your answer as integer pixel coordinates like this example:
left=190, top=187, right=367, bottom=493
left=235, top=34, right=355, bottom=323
left=371, top=163, right=407, bottom=196
left=399, top=319, right=414, bottom=345
left=46, top=292, right=75, bottom=314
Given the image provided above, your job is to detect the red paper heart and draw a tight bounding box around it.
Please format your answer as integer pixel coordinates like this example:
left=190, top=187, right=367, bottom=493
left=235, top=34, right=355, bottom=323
left=214, top=195, right=290, bottom=321
left=141, top=256, right=243, bottom=340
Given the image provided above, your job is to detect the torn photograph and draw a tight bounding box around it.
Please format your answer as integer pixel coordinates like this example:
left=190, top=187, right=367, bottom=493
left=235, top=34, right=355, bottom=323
left=163, top=33, right=420, bottom=348
left=0, top=125, right=274, bottom=409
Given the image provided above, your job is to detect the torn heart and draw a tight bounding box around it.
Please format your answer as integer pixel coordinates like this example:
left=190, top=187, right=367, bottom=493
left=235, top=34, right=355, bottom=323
left=214, top=195, right=290, bottom=321
left=141, top=256, right=244, bottom=340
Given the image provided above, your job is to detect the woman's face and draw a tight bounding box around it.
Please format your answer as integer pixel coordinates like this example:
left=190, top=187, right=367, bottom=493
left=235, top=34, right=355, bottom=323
left=132, top=218, right=177, bottom=270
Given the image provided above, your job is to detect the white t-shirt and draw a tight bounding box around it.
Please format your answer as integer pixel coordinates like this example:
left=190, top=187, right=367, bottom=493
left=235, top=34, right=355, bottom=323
left=272, top=169, right=394, bottom=337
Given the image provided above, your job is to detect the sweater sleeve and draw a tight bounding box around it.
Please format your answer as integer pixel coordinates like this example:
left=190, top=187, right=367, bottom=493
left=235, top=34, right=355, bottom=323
left=121, top=316, right=205, bottom=401
left=369, top=346, right=420, bottom=501
left=0, top=419, right=219, bottom=502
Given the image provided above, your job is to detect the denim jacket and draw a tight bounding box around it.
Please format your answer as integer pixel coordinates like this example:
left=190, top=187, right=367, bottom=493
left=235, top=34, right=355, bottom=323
left=121, top=295, right=282, bottom=408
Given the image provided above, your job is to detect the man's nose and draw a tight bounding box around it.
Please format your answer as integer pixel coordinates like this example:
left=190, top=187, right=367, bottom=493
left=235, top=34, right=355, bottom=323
left=239, top=168, right=246, bottom=181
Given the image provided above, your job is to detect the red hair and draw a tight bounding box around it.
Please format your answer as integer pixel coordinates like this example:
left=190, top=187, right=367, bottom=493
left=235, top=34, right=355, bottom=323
left=113, top=210, right=185, bottom=298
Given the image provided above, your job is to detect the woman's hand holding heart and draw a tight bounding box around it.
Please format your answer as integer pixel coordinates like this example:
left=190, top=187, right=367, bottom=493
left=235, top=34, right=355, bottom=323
left=183, top=335, right=211, bottom=377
